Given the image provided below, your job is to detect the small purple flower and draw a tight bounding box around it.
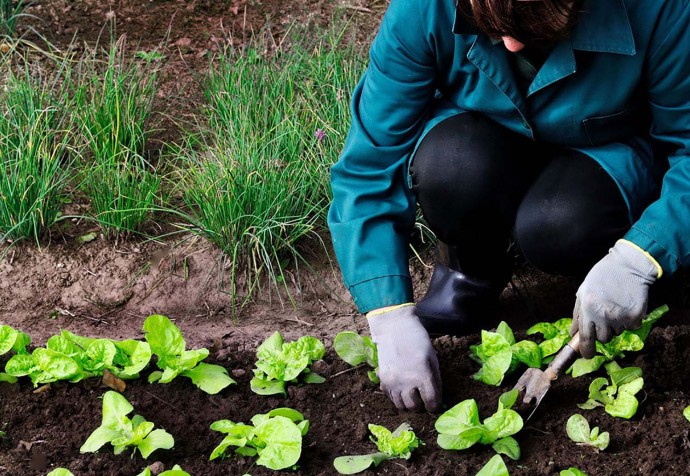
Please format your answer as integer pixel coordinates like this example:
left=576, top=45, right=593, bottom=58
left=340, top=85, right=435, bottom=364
left=314, top=128, right=326, bottom=142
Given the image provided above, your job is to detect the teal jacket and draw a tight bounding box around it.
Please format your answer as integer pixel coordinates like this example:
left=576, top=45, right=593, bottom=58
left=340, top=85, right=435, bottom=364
left=328, top=0, right=690, bottom=313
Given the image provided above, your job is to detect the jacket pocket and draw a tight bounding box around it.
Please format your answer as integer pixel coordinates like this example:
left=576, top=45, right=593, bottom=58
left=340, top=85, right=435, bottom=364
left=582, top=102, right=648, bottom=146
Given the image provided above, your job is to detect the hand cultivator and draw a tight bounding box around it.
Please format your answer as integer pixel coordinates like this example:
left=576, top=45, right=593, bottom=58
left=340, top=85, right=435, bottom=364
left=514, top=332, right=581, bottom=421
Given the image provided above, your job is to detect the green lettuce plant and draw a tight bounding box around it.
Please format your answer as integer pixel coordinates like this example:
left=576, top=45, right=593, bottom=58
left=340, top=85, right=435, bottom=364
left=143, top=314, right=236, bottom=394
left=46, top=470, right=74, bottom=476
left=470, top=321, right=541, bottom=386
left=58, top=330, right=152, bottom=379
left=210, top=407, right=309, bottom=470
left=0, top=324, right=30, bottom=355
left=333, top=423, right=421, bottom=474
left=565, top=414, right=609, bottom=452
left=333, top=331, right=379, bottom=383
left=4, top=347, right=80, bottom=386
left=568, top=304, right=668, bottom=378
left=136, top=464, right=190, bottom=476
left=683, top=405, right=690, bottom=422
left=250, top=331, right=326, bottom=396
left=561, top=468, right=588, bottom=476
left=80, top=391, right=174, bottom=459
left=525, top=317, right=572, bottom=363
left=476, top=454, right=509, bottom=476
left=435, top=389, right=523, bottom=460
left=577, top=362, right=644, bottom=419
left=5, top=330, right=151, bottom=386
left=0, top=324, right=29, bottom=383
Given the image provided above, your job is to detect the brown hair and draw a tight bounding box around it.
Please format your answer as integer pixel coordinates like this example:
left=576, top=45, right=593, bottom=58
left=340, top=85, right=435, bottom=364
left=458, top=0, right=583, bottom=45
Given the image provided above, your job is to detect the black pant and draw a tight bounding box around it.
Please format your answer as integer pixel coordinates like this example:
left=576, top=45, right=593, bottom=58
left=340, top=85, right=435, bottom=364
left=410, top=112, right=631, bottom=279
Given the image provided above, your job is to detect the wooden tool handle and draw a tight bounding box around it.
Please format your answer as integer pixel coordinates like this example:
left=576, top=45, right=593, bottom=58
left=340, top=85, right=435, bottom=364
left=545, top=332, right=581, bottom=380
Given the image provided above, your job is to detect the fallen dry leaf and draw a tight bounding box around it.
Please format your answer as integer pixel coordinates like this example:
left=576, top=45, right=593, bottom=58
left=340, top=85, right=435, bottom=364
left=102, top=369, right=127, bottom=392
left=32, top=384, right=51, bottom=394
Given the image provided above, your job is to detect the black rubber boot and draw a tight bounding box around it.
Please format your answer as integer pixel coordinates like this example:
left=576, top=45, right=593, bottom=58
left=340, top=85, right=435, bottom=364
left=417, top=243, right=512, bottom=337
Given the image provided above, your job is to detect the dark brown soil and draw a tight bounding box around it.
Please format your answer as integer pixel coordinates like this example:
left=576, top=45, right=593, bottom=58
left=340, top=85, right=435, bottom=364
left=2, top=1, right=690, bottom=475
left=2, top=315, right=690, bottom=476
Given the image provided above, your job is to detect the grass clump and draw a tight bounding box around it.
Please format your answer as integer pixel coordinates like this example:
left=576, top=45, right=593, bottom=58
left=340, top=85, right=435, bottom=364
left=72, top=34, right=163, bottom=240
left=0, top=0, right=29, bottom=38
left=175, top=23, right=366, bottom=307
left=0, top=56, right=74, bottom=244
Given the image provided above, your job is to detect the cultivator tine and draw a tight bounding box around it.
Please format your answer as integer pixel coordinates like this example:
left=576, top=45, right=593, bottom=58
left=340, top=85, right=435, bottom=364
left=515, top=368, right=549, bottom=404
left=513, top=332, right=582, bottom=421
left=513, top=367, right=551, bottom=420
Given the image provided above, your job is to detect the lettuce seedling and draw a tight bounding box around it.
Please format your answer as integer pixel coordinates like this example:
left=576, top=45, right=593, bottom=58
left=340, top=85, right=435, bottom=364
left=58, top=330, right=152, bottom=380
left=683, top=405, right=690, bottom=422
left=143, top=314, right=235, bottom=394
left=565, top=414, right=609, bottom=452
left=333, top=331, right=379, bottom=384
left=46, top=470, right=74, bottom=476
left=0, top=324, right=30, bottom=383
left=0, top=372, right=17, bottom=384
left=5, top=330, right=152, bottom=386
left=476, top=454, right=509, bottom=476
left=568, top=304, right=668, bottom=378
left=80, top=391, right=174, bottom=459
left=561, top=468, right=588, bottom=476
left=0, top=324, right=30, bottom=356
left=470, top=321, right=542, bottom=386
left=136, top=464, right=189, bottom=475
left=250, top=331, right=325, bottom=396
left=577, top=361, right=644, bottom=419
left=333, top=423, right=421, bottom=474
left=210, top=407, right=309, bottom=470
left=435, top=389, right=523, bottom=460
left=526, top=317, right=572, bottom=363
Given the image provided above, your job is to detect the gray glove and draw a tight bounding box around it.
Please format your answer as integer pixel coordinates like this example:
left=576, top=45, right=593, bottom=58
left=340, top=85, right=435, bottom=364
left=367, top=304, right=442, bottom=412
left=571, top=240, right=660, bottom=359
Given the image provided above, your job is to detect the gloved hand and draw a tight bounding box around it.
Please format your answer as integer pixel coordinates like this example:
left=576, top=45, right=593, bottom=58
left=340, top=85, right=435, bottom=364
left=367, top=304, right=442, bottom=413
left=571, top=240, right=661, bottom=359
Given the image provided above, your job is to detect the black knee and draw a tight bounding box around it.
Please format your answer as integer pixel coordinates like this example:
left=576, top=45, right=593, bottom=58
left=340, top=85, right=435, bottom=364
left=514, top=201, right=607, bottom=276
left=410, top=112, right=542, bottom=243
left=514, top=153, right=630, bottom=277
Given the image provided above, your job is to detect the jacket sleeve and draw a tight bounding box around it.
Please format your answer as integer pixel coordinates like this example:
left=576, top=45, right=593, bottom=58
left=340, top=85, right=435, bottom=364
left=624, top=2, right=690, bottom=274
left=327, top=0, right=441, bottom=313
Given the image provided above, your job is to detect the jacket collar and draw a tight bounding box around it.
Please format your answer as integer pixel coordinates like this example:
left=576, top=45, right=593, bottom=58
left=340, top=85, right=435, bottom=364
left=453, top=0, right=636, bottom=56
